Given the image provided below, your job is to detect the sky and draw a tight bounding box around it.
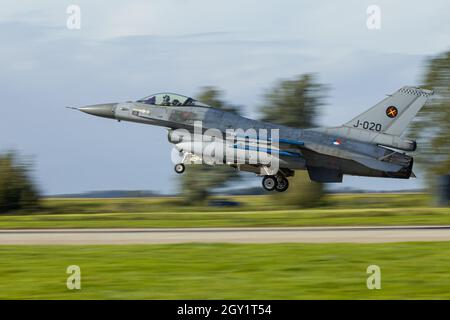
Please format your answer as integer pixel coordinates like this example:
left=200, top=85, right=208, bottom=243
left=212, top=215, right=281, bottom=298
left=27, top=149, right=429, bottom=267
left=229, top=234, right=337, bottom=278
left=0, top=0, right=449, bottom=195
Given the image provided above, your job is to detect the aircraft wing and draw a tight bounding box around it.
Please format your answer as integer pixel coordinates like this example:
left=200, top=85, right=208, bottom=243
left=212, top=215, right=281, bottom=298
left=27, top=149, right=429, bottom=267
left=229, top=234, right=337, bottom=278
left=233, top=134, right=404, bottom=172
left=255, top=135, right=405, bottom=172
left=232, top=134, right=304, bottom=147
left=232, top=144, right=302, bottom=158
left=300, top=142, right=405, bottom=172
left=232, top=135, right=305, bottom=158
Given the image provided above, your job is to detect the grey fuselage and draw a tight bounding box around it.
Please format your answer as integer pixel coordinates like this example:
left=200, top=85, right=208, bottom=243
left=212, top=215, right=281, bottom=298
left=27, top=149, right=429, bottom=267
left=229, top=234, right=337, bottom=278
left=84, top=101, right=413, bottom=182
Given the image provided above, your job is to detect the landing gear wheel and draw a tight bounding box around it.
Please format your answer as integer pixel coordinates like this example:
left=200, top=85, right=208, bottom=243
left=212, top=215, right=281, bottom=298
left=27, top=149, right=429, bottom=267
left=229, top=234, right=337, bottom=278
left=275, top=176, right=289, bottom=192
left=262, top=175, right=276, bottom=191
left=174, top=163, right=185, bottom=174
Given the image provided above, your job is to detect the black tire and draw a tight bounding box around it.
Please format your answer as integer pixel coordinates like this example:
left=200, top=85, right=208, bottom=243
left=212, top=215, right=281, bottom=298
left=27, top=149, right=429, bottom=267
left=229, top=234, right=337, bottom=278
left=275, top=176, right=289, bottom=192
left=174, top=163, right=185, bottom=174
left=262, top=175, right=276, bottom=191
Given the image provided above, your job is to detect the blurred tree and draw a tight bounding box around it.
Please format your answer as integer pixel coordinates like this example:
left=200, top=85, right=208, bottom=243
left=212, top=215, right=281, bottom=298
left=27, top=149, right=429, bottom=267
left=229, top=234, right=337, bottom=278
left=260, top=74, right=329, bottom=207
left=410, top=51, right=450, bottom=203
left=0, top=151, right=40, bottom=213
left=260, top=74, right=327, bottom=128
left=179, top=87, right=241, bottom=204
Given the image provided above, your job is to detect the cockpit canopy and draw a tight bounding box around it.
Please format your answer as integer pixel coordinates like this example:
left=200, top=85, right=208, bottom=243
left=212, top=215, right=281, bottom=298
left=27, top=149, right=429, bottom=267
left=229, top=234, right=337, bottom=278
left=136, top=93, right=210, bottom=107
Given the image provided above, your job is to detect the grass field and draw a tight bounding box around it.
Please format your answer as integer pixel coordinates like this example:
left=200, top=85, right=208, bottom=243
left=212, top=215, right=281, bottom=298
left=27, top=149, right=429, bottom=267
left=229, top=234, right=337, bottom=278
left=0, top=207, right=449, bottom=229
left=1, top=193, right=449, bottom=229
left=1, top=194, right=448, bottom=300
left=1, top=242, right=450, bottom=299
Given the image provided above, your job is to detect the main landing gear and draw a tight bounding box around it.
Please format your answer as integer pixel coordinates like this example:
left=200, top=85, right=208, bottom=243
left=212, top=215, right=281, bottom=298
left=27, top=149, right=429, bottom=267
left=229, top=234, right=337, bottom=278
left=262, top=175, right=289, bottom=192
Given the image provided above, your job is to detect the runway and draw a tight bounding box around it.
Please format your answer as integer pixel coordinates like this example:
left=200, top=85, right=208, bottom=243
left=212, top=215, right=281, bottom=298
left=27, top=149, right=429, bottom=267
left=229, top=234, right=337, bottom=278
left=1, top=226, right=450, bottom=244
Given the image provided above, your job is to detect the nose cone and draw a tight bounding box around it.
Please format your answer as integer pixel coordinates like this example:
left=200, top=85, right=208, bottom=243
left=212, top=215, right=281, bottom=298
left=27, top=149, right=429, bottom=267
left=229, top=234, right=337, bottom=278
left=78, top=103, right=117, bottom=119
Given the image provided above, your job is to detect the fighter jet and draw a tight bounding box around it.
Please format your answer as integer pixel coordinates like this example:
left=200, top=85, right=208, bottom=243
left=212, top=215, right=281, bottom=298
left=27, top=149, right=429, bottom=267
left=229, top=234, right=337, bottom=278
left=71, top=86, right=433, bottom=192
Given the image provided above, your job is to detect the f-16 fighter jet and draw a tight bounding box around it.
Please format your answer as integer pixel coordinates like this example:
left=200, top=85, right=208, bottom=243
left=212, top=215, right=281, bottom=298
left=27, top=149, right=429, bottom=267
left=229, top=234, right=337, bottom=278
left=71, top=86, right=433, bottom=192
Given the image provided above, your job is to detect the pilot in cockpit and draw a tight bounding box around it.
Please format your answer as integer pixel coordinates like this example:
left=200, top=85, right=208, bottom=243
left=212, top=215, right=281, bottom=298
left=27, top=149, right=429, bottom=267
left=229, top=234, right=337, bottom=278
left=162, top=94, right=171, bottom=106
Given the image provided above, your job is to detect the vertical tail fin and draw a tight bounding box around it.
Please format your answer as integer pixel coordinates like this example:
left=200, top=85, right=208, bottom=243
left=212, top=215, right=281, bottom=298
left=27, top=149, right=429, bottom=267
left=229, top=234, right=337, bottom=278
left=344, top=86, right=433, bottom=136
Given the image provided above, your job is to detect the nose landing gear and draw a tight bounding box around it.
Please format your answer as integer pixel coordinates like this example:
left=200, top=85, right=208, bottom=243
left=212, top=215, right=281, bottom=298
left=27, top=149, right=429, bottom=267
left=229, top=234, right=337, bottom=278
left=174, top=163, right=185, bottom=174
left=262, top=175, right=289, bottom=192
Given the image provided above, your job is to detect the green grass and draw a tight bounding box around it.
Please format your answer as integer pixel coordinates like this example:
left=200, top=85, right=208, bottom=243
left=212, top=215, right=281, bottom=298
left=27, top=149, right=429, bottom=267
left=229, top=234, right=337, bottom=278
left=0, top=193, right=448, bottom=229
left=1, top=242, right=450, bottom=299
left=0, top=208, right=449, bottom=229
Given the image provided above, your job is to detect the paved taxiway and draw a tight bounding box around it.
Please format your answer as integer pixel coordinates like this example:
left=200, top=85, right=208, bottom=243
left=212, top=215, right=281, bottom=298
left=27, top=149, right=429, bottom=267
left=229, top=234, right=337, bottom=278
left=1, top=226, right=450, bottom=244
